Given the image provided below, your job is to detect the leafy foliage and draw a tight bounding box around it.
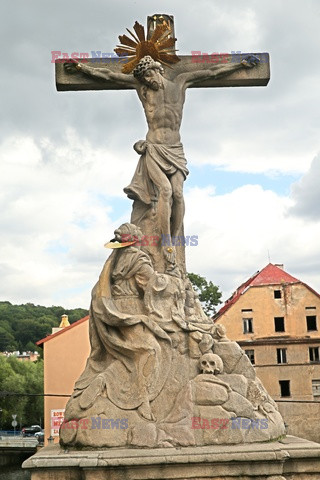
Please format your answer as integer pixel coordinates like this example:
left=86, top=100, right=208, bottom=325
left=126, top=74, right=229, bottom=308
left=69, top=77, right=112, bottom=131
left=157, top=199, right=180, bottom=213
left=0, top=302, right=87, bottom=429
left=0, top=356, right=44, bottom=429
left=187, top=272, right=222, bottom=316
left=0, top=301, right=88, bottom=352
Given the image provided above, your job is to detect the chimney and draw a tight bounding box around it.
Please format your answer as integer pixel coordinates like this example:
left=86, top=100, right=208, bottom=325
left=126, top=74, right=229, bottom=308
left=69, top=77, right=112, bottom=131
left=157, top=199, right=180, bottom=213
left=275, top=264, right=284, bottom=270
left=52, top=314, right=70, bottom=334
left=59, top=314, right=70, bottom=328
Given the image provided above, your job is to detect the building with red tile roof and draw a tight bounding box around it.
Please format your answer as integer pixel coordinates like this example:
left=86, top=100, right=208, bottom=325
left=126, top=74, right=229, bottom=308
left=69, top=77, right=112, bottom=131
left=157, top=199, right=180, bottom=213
left=214, top=263, right=320, bottom=442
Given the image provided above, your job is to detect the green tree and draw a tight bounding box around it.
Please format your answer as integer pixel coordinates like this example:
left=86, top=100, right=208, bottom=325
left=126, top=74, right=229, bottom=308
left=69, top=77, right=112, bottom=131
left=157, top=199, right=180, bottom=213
left=187, top=272, right=222, bottom=316
left=0, top=327, right=18, bottom=351
left=22, top=359, right=44, bottom=427
left=25, top=341, right=41, bottom=353
left=0, top=301, right=88, bottom=351
left=0, top=356, right=44, bottom=429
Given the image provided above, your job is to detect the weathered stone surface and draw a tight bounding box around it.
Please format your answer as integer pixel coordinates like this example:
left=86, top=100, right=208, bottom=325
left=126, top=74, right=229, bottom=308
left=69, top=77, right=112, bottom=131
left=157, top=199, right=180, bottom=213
left=214, top=341, right=256, bottom=379
left=23, top=436, right=320, bottom=479
left=58, top=223, right=285, bottom=448
left=219, top=373, right=248, bottom=396
left=56, top=53, right=270, bottom=91
left=223, top=391, right=255, bottom=417
left=54, top=17, right=283, bottom=450
left=278, top=401, right=320, bottom=443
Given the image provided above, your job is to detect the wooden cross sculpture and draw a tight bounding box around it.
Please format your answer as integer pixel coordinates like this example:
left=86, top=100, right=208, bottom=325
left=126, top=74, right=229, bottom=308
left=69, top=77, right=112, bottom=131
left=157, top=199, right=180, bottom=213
left=57, top=14, right=270, bottom=273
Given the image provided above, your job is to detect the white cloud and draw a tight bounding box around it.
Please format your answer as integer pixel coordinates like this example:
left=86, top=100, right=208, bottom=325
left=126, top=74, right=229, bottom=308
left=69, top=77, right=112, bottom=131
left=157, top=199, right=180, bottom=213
left=185, top=182, right=320, bottom=300
left=289, top=154, right=320, bottom=220
left=0, top=134, right=133, bottom=308
left=1, top=0, right=320, bottom=308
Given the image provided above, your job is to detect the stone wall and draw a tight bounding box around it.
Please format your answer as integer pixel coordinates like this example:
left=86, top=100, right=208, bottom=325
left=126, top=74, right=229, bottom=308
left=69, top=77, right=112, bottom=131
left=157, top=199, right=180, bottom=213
left=278, top=401, right=320, bottom=443
left=23, top=437, right=320, bottom=480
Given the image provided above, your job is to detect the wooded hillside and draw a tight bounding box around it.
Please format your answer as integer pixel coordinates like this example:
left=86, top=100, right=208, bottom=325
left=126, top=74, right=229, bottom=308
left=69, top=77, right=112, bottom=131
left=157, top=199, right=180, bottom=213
left=0, top=301, right=88, bottom=352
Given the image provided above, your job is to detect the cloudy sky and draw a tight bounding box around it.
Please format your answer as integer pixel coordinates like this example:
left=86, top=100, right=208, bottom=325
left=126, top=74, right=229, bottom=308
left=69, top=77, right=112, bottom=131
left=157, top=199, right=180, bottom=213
left=1, top=0, right=320, bottom=309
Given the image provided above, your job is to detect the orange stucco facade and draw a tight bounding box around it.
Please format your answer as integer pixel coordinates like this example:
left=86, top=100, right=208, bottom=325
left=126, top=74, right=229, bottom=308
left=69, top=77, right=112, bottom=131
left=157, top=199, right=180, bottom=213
left=38, top=316, right=90, bottom=444
left=219, top=282, right=320, bottom=341
left=215, top=281, right=320, bottom=400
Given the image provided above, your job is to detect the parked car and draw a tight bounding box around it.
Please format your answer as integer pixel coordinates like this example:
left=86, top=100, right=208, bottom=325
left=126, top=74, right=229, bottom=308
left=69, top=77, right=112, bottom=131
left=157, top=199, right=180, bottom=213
left=22, top=425, right=42, bottom=437
left=34, top=430, right=45, bottom=443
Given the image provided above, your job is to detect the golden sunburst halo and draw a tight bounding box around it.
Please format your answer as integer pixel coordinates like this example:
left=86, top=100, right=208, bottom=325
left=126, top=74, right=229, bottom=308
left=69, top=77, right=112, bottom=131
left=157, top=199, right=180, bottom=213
left=114, top=20, right=180, bottom=74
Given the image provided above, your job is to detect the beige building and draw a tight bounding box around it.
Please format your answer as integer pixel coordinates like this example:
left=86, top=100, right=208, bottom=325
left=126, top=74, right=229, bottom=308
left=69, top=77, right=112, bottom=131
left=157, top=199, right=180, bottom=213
left=37, top=315, right=90, bottom=444
left=214, top=263, right=320, bottom=441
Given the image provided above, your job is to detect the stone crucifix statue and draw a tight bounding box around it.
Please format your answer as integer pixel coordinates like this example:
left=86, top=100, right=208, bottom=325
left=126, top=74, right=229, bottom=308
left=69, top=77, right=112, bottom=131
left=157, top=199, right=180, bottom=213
left=60, top=15, right=268, bottom=272
left=57, top=17, right=285, bottom=450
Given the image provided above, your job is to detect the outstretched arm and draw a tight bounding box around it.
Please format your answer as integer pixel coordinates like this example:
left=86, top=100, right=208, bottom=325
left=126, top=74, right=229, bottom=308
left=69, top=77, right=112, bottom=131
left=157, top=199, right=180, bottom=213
left=179, top=55, right=260, bottom=88
left=64, top=61, right=136, bottom=88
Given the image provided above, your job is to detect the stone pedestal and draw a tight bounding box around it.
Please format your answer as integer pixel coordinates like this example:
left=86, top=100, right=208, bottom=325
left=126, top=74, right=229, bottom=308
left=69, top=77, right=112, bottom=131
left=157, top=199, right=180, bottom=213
left=23, top=436, right=320, bottom=479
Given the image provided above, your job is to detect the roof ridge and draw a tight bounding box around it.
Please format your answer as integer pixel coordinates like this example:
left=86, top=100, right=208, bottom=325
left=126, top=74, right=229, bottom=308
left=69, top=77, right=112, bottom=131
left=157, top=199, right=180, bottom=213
left=214, top=263, right=305, bottom=321
left=36, top=315, right=89, bottom=345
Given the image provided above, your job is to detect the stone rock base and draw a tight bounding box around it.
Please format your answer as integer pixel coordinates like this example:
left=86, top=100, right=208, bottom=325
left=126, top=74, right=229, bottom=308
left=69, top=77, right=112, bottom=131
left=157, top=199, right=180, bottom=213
left=23, top=436, right=320, bottom=479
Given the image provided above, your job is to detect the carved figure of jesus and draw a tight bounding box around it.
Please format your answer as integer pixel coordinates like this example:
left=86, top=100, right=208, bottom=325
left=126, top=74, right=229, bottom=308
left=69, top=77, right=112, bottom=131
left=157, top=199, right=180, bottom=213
left=66, top=54, right=259, bottom=242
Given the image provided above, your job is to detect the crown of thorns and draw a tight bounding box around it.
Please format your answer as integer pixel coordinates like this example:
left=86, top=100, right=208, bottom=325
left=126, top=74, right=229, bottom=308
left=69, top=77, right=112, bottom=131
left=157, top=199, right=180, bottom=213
left=133, top=56, right=164, bottom=79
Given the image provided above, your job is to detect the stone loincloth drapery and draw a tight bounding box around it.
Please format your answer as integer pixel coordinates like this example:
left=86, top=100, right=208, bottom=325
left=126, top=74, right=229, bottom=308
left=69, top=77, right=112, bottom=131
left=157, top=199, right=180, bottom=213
left=124, top=143, right=189, bottom=205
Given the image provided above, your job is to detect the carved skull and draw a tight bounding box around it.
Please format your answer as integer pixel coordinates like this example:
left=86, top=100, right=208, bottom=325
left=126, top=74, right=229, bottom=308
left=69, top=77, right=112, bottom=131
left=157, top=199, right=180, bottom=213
left=199, top=353, right=223, bottom=375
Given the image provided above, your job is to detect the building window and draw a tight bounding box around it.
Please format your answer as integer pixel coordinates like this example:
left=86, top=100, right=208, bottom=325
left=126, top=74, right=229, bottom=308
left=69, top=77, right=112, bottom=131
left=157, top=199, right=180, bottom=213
left=277, top=348, right=287, bottom=364
left=306, top=306, right=316, bottom=310
left=306, top=316, right=317, bottom=331
left=245, top=349, right=255, bottom=364
left=312, top=380, right=320, bottom=398
left=243, top=318, right=253, bottom=334
left=274, top=290, right=281, bottom=299
left=274, top=317, right=285, bottom=332
left=309, top=347, right=320, bottom=363
left=279, top=380, right=290, bottom=397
